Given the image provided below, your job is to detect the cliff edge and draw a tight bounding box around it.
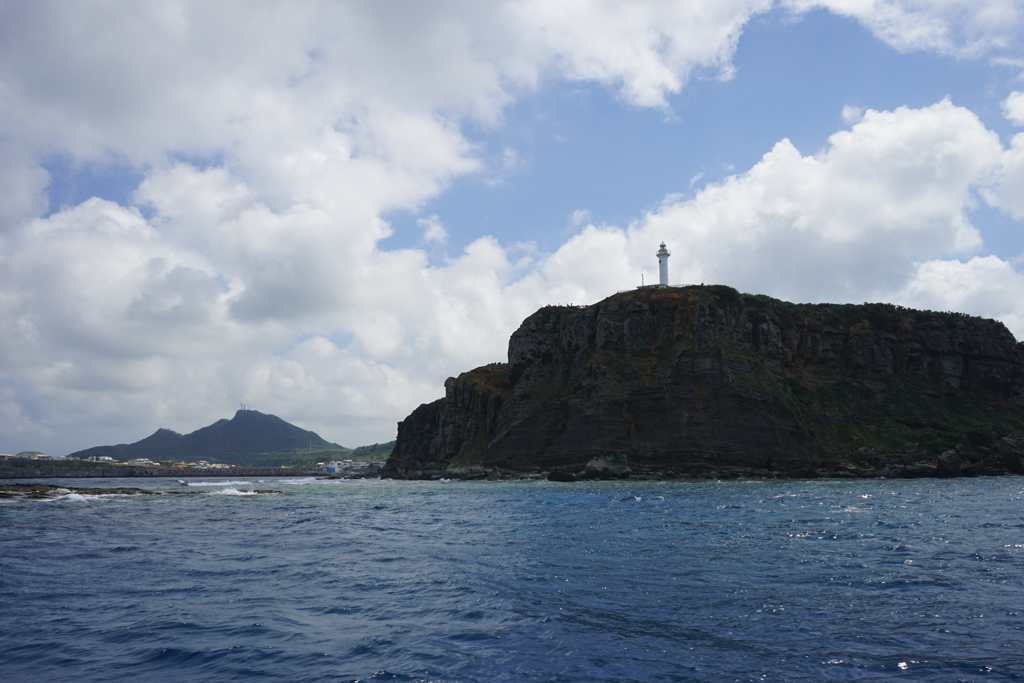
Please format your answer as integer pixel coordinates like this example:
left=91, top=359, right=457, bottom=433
left=382, top=286, right=1024, bottom=480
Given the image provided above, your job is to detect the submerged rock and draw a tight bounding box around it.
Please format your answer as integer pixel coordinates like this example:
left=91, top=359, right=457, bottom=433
left=583, top=453, right=631, bottom=479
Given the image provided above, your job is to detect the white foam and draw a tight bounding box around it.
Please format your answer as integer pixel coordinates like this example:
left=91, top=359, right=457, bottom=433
left=208, top=487, right=258, bottom=496
left=48, top=493, right=94, bottom=502
left=186, top=480, right=253, bottom=487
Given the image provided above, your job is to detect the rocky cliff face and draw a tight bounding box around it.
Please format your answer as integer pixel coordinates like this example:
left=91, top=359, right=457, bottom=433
left=382, top=286, right=1024, bottom=479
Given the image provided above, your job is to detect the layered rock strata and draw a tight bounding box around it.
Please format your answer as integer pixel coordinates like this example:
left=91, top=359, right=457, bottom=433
left=382, top=286, right=1024, bottom=480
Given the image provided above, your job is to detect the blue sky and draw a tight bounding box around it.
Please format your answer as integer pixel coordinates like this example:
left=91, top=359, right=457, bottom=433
left=2, top=1, right=1024, bottom=455
left=383, top=7, right=1024, bottom=258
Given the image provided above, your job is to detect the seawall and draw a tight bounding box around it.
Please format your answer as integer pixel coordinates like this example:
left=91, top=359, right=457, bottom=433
left=0, top=466, right=323, bottom=479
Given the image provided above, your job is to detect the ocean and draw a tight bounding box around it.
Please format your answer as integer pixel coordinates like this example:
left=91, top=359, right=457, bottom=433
left=1, top=476, right=1022, bottom=682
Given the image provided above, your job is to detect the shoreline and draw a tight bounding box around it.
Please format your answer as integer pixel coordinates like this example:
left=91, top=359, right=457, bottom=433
left=0, top=465, right=322, bottom=479
left=8, top=463, right=1019, bottom=482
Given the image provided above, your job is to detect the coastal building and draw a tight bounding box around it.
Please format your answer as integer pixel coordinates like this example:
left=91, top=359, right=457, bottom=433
left=16, top=451, right=47, bottom=460
left=321, top=459, right=372, bottom=474
left=128, top=458, right=159, bottom=467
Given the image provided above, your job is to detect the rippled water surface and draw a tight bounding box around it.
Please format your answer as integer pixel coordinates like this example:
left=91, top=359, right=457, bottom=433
left=2, top=476, right=1024, bottom=682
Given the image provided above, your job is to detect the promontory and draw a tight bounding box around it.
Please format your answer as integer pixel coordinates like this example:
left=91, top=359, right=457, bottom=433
left=381, top=285, right=1024, bottom=480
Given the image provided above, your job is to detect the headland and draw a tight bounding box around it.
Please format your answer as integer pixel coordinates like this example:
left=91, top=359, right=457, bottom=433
left=382, top=285, right=1024, bottom=481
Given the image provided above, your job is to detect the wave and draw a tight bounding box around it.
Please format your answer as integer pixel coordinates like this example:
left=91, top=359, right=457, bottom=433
left=276, top=477, right=319, bottom=486
left=208, top=487, right=258, bottom=496
left=185, top=480, right=253, bottom=487
left=45, top=492, right=131, bottom=502
left=48, top=492, right=93, bottom=502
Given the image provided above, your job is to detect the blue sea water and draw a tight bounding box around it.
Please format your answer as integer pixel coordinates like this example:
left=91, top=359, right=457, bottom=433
left=2, top=476, right=1023, bottom=682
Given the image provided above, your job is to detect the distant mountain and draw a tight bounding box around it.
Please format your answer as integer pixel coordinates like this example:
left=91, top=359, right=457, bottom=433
left=69, top=410, right=347, bottom=466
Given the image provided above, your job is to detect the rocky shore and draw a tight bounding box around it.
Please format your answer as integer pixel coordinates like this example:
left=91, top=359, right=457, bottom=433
left=388, top=436, right=1024, bottom=482
left=382, top=286, right=1024, bottom=481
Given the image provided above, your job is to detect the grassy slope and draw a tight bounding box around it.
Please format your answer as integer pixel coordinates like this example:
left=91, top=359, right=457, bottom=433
left=347, top=441, right=395, bottom=462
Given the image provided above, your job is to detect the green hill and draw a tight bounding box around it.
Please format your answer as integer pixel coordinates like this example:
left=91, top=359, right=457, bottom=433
left=347, top=441, right=395, bottom=462
left=69, top=410, right=349, bottom=466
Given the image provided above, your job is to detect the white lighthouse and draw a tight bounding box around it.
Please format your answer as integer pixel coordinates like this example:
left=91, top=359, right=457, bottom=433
left=656, top=242, right=670, bottom=286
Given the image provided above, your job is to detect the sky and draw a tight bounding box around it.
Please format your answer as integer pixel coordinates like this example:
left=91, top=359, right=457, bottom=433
left=2, top=0, right=1024, bottom=455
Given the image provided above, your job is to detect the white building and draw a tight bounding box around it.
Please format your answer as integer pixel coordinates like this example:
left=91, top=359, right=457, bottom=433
left=16, top=451, right=47, bottom=460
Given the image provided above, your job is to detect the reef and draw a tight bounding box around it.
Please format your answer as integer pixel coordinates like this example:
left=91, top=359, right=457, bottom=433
left=0, top=483, right=285, bottom=499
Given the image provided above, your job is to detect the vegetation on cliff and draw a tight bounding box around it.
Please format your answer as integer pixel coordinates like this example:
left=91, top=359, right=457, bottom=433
left=347, top=441, right=396, bottom=462
left=383, top=285, right=1024, bottom=479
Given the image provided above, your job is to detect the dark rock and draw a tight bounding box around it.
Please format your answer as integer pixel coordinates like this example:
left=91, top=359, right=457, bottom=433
left=900, top=464, right=938, bottom=478
left=997, top=437, right=1024, bottom=474
left=786, top=468, right=821, bottom=479
left=547, top=470, right=576, bottom=482
left=444, top=464, right=488, bottom=480
left=961, top=462, right=987, bottom=477
left=955, top=443, right=982, bottom=462
left=583, top=453, right=631, bottom=479
left=937, top=450, right=962, bottom=478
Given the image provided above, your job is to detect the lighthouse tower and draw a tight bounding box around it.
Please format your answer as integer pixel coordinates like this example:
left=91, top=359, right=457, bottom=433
left=656, top=242, right=670, bottom=286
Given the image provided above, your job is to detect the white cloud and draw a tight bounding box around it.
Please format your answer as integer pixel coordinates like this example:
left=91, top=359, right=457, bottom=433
left=981, top=93, right=1024, bottom=220
left=786, top=0, right=1023, bottom=57
left=568, top=209, right=591, bottom=226
left=841, top=105, right=865, bottom=124
left=418, top=214, right=450, bottom=244
left=0, top=138, right=49, bottom=231
left=509, top=0, right=775, bottom=107
left=986, top=131, right=1024, bottom=219
left=892, top=256, right=1024, bottom=335
left=1003, top=91, right=1024, bottom=126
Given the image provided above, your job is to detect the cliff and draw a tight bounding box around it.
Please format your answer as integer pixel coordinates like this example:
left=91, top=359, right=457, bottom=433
left=382, top=285, right=1024, bottom=480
